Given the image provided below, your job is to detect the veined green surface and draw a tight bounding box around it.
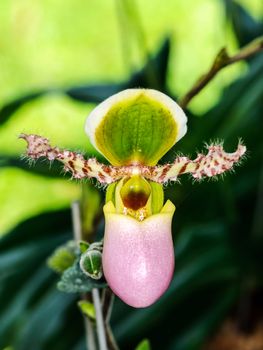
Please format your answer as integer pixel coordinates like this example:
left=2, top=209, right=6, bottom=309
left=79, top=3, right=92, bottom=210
left=95, top=94, right=177, bottom=165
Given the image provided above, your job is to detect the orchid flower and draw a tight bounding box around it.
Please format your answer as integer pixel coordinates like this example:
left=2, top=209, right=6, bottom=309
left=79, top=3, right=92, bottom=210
left=20, top=89, right=246, bottom=308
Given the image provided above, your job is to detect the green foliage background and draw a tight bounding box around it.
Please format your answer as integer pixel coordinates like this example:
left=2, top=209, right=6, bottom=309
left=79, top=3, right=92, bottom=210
left=0, top=0, right=262, bottom=349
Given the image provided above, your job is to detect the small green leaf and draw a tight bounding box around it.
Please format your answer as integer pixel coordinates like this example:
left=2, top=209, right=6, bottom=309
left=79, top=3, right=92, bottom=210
left=47, top=241, right=76, bottom=274
left=135, top=339, right=151, bottom=350
left=80, top=250, right=103, bottom=280
left=78, top=300, right=96, bottom=320
left=57, top=262, right=106, bottom=294
left=79, top=241, right=90, bottom=253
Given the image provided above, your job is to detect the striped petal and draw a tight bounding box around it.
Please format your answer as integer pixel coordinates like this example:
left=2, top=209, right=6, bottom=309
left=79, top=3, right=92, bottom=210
left=142, top=142, right=246, bottom=183
left=20, top=135, right=246, bottom=184
left=19, top=133, right=116, bottom=184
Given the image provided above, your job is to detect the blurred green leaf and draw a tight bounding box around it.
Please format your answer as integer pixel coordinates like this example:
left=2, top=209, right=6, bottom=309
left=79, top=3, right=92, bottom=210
left=168, top=287, right=236, bottom=350
left=135, top=339, right=151, bottom=350
left=79, top=240, right=90, bottom=253
left=0, top=91, right=49, bottom=125
left=0, top=38, right=170, bottom=126
left=78, top=300, right=95, bottom=320
left=47, top=241, right=77, bottom=274
left=14, top=286, right=78, bottom=350
left=0, top=155, right=67, bottom=178
left=224, top=0, right=263, bottom=47
left=0, top=209, right=85, bottom=350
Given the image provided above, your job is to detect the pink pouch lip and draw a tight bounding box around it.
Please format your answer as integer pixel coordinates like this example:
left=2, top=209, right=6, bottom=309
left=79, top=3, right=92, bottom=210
left=102, top=201, right=175, bottom=308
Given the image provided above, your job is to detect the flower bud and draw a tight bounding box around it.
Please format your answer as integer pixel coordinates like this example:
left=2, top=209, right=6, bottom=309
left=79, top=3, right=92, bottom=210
left=80, top=250, right=103, bottom=280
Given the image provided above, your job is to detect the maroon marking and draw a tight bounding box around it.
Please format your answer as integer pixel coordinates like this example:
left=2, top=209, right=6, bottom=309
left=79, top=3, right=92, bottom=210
left=102, top=165, right=112, bottom=174
left=82, top=167, right=89, bottom=175
left=214, top=160, right=219, bottom=166
left=195, top=163, right=200, bottom=171
left=98, top=172, right=106, bottom=181
left=159, top=165, right=171, bottom=180
left=178, top=162, right=188, bottom=174
left=68, top=160, right=74, bottom=169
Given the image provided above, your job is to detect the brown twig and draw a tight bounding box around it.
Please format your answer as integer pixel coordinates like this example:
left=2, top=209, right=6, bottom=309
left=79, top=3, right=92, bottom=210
left=179, top=36, right=263, bottom=109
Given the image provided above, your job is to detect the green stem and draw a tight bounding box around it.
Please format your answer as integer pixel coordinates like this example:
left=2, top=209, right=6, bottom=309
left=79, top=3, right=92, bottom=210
left=92, top=288, right=108, bottom=350
left=71, top=201, right=97, bottom=350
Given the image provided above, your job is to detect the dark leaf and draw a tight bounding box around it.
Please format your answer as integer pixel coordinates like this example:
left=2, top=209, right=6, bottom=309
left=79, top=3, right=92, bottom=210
left=66, top=83, right=125, bottom=103
left=0, top=154, right=66, bottom=178
left=112, top=222, right=238, bottom=349
left=57, top=261, right=106, bottom=293
left=0, top=208, right=71, bottom=251
left=0, top=210, right=82, bottom=350
left=224, top=0, right=263, bottom=47
left=0, top=91, right=49, bottom=125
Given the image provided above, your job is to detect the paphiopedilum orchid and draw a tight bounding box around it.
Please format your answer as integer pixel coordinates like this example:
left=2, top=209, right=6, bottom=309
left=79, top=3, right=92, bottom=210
left=20, top=89, right=246, bottom=308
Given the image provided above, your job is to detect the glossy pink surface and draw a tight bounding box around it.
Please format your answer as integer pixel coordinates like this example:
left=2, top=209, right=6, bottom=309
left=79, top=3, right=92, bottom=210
left=102, top=203, right=175, bottom=308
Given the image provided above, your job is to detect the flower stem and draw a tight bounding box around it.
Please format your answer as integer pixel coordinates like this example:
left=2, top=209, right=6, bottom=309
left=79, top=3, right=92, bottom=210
left=71, top=201, right=97, bottom=350
left=84, top=315, right=97, bottom=350
left=92, top=288, right=108, bottom=350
